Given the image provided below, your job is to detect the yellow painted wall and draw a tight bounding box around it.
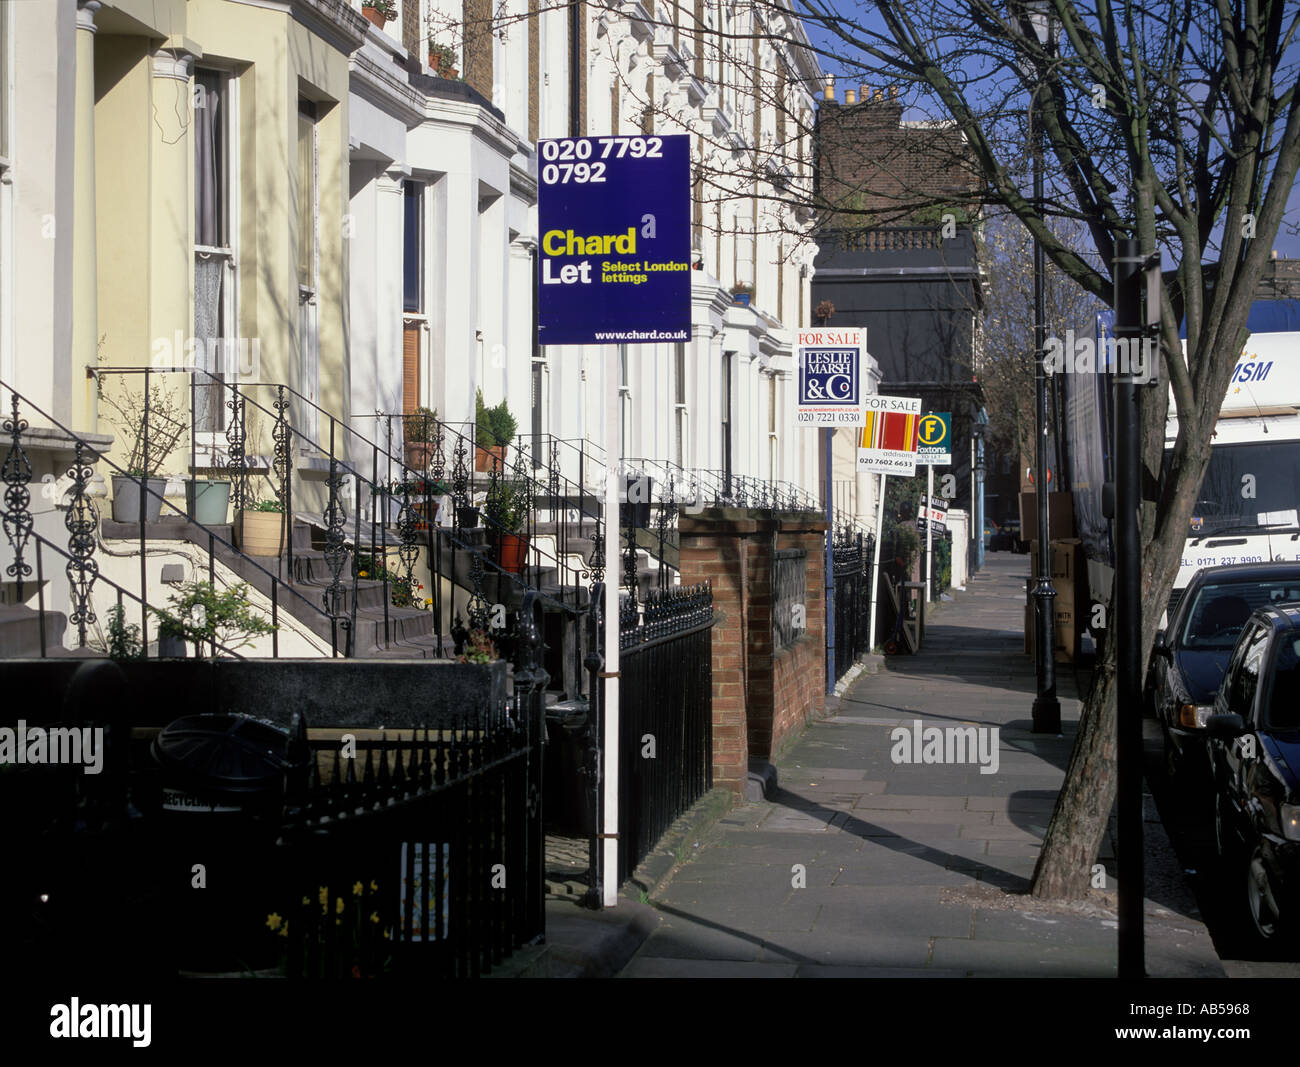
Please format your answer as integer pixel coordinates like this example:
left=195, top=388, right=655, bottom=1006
left=86, top=0, right=358, bottom=498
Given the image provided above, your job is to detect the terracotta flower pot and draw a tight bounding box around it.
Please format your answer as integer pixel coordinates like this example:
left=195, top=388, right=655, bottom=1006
left=235, top=510, right=287, bottom=557
left=474, top=444, right=508, bottom=472
left=495, top=532, right=530, bottom=575
left=404, top=441, right=434, bottom=470
left=361, top=5, right=389, bottom=28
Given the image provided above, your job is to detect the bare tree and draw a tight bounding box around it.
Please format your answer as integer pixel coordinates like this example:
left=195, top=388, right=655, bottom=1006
left=781, top=0, right=1300, bottom=899
left=977, top=210, right=1099, bottom=477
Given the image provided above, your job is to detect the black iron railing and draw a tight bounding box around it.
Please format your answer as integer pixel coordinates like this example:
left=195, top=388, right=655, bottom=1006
left=1, top=379, right=340, bottom=658
left=91, top=368, right=594, bottom=669
left=774, top=548, right=807, bottom=651
left=581, top=582, right=713, bottom=892
left=278, top=594, right=548, bottom=977
left=2, top=599, right=547, bottom=979
left=833, top=530, right=873, bottom=683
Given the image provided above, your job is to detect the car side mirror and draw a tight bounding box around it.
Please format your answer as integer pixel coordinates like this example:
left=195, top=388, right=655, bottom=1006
left=1206, top=712, right=1246, bottom=740
left=1153, top=632, right=1172, bottom=660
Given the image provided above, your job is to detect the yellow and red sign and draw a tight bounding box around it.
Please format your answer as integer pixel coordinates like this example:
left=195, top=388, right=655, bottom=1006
left=857, top=395, right=923, bottom=475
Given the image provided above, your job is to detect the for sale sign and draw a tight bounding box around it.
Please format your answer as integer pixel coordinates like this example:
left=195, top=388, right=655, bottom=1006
left=856, top=395, right=923, bottom=475
left=795, top=328, right=866, bottom=426
left=917, top=495, right=948, bottom=534
left=537, top=135, right=691, bottom=345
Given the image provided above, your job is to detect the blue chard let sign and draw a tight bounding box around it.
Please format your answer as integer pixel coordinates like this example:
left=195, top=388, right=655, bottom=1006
left=537, top=134, right=691, bottom=346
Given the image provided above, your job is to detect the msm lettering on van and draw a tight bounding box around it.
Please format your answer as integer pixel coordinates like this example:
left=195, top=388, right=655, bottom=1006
left=1232, top=359, right=1272, bottom=384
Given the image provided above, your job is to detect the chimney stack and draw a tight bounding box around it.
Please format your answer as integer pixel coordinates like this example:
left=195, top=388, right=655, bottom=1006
left=844, top=88, right=856, bottom=105
left=823, top=75, right=835, bottom=102
left=873, top=88, right=884, bottom=102
left=889, top=84, right=899, bottom=101
left=859, top=84, right=870, bottom=103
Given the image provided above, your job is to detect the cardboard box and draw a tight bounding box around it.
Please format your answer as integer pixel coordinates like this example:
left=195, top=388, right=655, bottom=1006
left=1019, top=492, right=1075, bottom=542
left=1024, top=602, right=1080, bottom=662
left=1029, top=540, right=1083, bottom=584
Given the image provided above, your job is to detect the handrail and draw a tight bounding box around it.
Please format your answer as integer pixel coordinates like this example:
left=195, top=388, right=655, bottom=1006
left=94, top=368, right=591, bottom=628
left=2, top=377, right=348, bottom=655
left=22, top=527, right=267, bottom=660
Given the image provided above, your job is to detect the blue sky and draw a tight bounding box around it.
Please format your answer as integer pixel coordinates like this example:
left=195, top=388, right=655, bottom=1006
left=794, top=1, right=1300, bottom=260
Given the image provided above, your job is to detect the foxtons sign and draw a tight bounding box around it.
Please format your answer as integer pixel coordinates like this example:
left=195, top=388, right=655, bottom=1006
left=537, top=135, right=691, bottom=345
left=795, top=328, right=866, bottom=425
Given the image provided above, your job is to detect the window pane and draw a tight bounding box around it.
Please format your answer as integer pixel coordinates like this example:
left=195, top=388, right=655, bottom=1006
left=1182, top=580, right=1300, bottom=649
left=1229, top=625, right=1268, bottom=716
left=1269, top=637, right=1300, bottom=729
left=1168, top=441, right=1300, bottom=535
left=195, top=71, right=224, bottom=246
left=403, top=182, right=423, bottom=312
left=297, top=101, right=316, bottom=286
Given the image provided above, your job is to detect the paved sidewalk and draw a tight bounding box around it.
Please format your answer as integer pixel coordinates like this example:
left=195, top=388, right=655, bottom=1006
left=617, top=554, right=1223, bottom=978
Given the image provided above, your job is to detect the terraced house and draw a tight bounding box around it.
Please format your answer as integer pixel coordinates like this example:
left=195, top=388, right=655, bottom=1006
left=1, top=0, right=835, bottom=660
left=0, top=0, right=890, bottom=979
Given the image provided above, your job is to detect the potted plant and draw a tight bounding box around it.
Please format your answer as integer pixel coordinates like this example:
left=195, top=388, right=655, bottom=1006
left=474, top=390, right=517, bottom=472
left=457, top=628, right=498, bottom=663
left=101, top=603, right=144, bottom=661
left=355, top=551, right=426, bottom=609
left=152, top=580, right=277, bottom=658
left=456, top=494, right=481, bottom=530
left=428, top=42, right=458, bottom=78
left=361, top=0, right=397, bottom=28
left=99, top=379, right=189, bottom=523
left=483, top=476, right=530, bottom=573
left=730, top=281, right=754, bottom=307
left=403, top=406, right=438, bottom=470
left=398, top=476, right=450, bottom=528
left=234, top=497, right=287, bottom=557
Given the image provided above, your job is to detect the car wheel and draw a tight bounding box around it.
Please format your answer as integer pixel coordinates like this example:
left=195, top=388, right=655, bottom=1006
left=1240, top=842, right=1290, bottom=956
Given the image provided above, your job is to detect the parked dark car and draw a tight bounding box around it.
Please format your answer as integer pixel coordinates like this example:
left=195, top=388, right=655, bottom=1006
left=1205, top=601, right=1300, bottom=952
left=991, top=518, right=1028, bottom=553
left=1148, top=562, right=1300, bottom=786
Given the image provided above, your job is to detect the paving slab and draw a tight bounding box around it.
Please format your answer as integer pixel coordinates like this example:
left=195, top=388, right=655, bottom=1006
left=614, top=555, right=1227, bottom=980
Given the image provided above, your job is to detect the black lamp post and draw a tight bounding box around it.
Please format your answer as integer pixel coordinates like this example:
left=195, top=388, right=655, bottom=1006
left=1023, top=0, right=1061, bottom=734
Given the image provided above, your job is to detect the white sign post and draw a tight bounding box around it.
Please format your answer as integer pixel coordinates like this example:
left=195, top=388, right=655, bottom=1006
left=926, top=465, right=933, bottom=603
left=602, top=367, right=620, bottom=907
left=868, top=472, right=887, bottom=653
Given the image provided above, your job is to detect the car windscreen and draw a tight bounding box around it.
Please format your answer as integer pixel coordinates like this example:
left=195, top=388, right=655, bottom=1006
left=1180, top=580, right=1300, bottom=650
left=1173, top=441, right=1300, bottom=536
left=1268, top=636, right=1300, bottom=730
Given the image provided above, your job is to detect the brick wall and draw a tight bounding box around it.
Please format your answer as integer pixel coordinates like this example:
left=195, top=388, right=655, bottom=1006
left=462, top=0, right=493, bottom=101
left=679, top=508, right=828, bottom=797
left=815, top=93, right=980, bottom=225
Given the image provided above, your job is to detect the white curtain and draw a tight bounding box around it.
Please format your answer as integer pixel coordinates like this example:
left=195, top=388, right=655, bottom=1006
left=194, top=257, right=224, bottom=432
left=194, top=70, right=224, bottom=433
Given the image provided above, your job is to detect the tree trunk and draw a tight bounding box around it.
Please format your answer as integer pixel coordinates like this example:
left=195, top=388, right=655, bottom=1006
left=1028, top=331, right=1232, bottom=899
left=1030, top=637, right=1116, bottom=898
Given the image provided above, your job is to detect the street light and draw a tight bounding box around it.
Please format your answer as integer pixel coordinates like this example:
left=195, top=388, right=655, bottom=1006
left=1017, top=0, right=1061, bottom=734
